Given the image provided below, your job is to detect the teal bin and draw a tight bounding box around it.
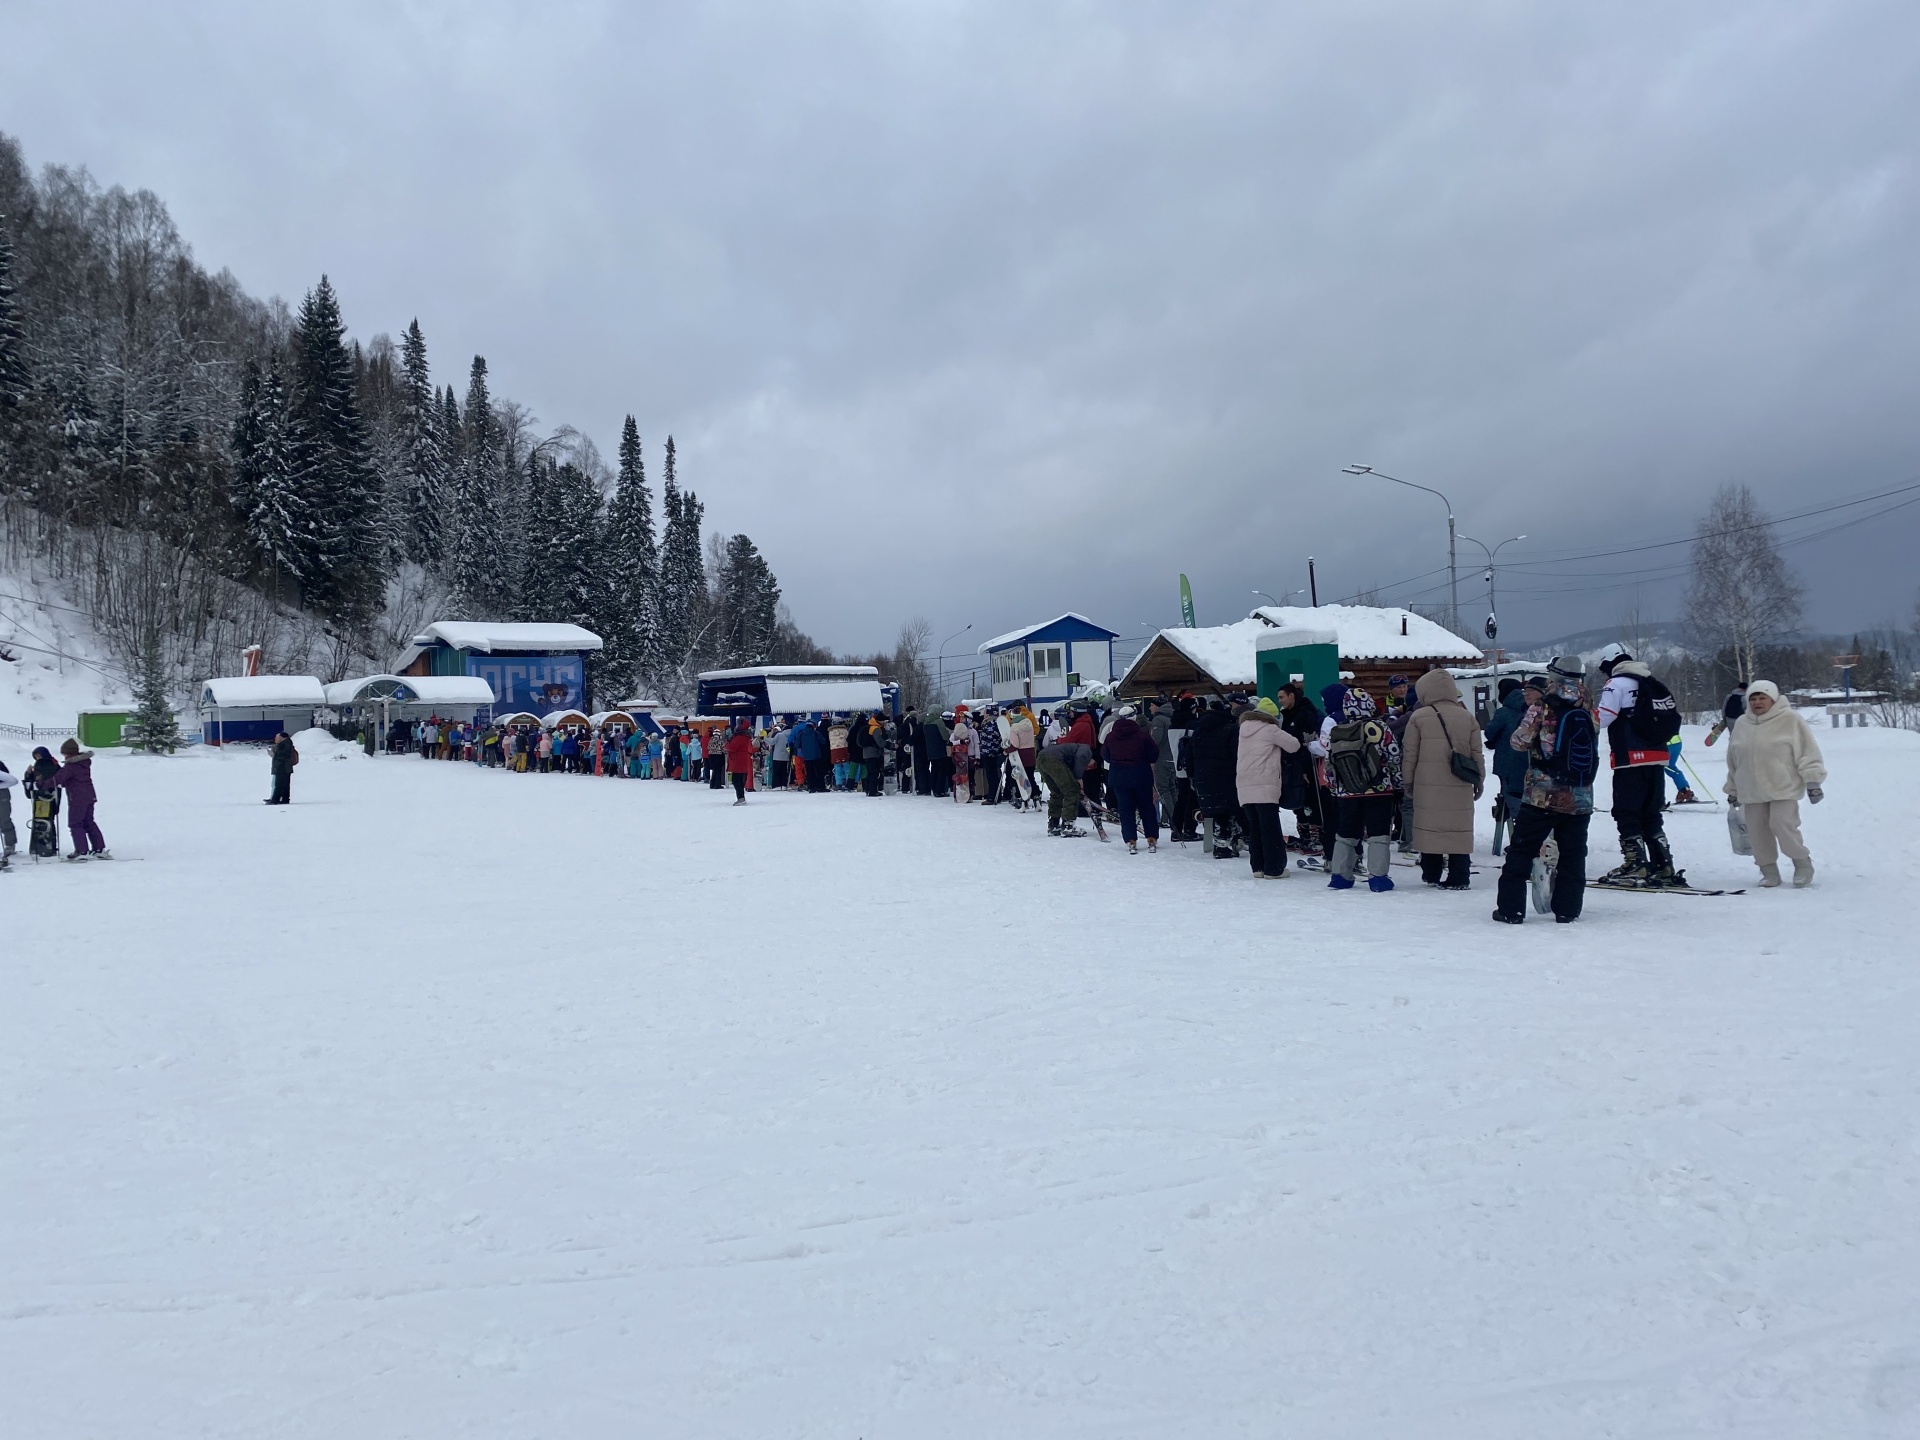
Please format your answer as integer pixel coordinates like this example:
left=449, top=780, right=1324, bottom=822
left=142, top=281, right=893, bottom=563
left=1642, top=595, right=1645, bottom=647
left=1255, top=629, right=1339, bottom=705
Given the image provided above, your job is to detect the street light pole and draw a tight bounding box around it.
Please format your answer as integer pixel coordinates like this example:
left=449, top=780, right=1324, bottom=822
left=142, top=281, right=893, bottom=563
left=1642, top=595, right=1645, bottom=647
left=1252, top=588, right=1307, bottom=613
left=1343, top=465, right=1458, bottom=629
left=936, top=624, right=972, bottom=701
left=1458, top=533, right=1526, bottom=666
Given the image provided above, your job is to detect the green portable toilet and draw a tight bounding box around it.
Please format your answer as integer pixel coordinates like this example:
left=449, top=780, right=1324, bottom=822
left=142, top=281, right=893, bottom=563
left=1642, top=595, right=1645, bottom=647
left=78, top=709, right=138, bottom=747
left=1255, top=627, right=1340, bottom=705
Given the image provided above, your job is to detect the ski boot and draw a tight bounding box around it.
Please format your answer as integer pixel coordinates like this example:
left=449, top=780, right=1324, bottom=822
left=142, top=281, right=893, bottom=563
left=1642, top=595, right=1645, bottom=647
left=1598, top=837, right=1650, bottom=886
left=1673, top=788, right=1698, bottom=805
left=1644, top=834, right=1687, bottom=888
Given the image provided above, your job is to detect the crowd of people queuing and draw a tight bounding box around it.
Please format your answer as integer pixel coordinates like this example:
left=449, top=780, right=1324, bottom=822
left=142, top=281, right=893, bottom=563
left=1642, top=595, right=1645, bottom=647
left=844, top=643, right=1827, bottom=923
left=4, top=648, right=1830, bottom=898
left=356, top=645, right=1826, bottom=924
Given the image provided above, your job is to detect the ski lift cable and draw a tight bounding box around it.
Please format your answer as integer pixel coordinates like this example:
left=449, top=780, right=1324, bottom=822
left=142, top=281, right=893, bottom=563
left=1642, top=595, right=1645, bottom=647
left=1349, top=490, right=1920, bottom=608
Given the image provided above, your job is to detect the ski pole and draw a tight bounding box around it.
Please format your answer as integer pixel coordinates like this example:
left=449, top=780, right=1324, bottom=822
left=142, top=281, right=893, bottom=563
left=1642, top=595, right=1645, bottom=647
left=1679, top=751, right=1720, bottom=805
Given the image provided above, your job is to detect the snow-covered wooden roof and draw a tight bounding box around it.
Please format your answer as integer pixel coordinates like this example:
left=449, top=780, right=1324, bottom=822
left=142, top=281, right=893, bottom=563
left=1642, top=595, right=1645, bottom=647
left=201, top=675, right=326, bottom=709
left=394, top=621, right=603, bottom=671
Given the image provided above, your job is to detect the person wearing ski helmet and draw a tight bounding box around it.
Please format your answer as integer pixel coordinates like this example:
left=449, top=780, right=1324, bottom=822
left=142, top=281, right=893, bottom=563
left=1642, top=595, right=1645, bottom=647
left=1594, top=644, right=1681, bottom=885
left=1492, top=655, right=1594, bottom=923
left=1037, top=728, right=1093, bottom=836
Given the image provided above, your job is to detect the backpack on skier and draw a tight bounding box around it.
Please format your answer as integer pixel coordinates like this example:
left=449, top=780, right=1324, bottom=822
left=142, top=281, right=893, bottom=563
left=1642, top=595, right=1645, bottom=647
left=1326, top=718, right=1388, bottom=794
left=1626, top=674, right=1682, bottom=746
left=1538, top=701, right=1598, bottom=788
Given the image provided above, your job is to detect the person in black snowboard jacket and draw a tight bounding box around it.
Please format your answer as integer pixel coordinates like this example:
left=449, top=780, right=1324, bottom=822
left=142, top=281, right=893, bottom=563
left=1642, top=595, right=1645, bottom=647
left=267, top=732, right=299, bottom=805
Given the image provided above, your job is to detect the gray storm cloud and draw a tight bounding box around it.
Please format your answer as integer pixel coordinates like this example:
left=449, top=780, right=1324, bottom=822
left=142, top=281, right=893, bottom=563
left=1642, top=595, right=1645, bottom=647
left=4, top=0, right=1915, bottom=660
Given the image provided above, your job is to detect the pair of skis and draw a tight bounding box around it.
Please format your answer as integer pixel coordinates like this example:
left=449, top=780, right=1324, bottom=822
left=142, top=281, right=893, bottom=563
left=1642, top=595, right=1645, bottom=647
left=1530, top=838, right=1743, bottom=909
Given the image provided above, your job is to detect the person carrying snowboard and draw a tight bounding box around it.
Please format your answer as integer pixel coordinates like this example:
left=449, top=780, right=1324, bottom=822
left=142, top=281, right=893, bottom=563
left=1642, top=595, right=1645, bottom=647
left=1703, top=682, right=1748, bottom=747
left=1594, top=647, right=1684, bottom=885
left=1492, top=656, right=1595, bottom=923
left=49, top=737, right=109, bottom=860
left=24, top=748, right=61, bottom=858
left=267, top=731, right=299, bottom=805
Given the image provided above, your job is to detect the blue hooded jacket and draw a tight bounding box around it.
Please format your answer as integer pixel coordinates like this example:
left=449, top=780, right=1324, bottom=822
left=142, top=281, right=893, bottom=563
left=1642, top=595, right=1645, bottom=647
left=1482, top=686, right=1530, bottom=795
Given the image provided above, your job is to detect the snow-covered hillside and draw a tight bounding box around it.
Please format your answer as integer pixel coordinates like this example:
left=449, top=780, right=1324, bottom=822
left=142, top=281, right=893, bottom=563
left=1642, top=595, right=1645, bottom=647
left=0, top=568, right=130, bottom=730
left=2, top=726, right=1914, bottom=1437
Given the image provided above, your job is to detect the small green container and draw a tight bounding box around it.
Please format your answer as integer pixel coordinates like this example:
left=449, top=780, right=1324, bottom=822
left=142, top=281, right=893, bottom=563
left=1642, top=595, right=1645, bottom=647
left=78, top=709, right=137, bottom=748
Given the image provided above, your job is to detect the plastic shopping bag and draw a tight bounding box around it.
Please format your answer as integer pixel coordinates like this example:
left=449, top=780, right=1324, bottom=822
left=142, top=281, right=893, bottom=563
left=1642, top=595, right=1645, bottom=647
left=1727, top=804, right=1752, bottom=857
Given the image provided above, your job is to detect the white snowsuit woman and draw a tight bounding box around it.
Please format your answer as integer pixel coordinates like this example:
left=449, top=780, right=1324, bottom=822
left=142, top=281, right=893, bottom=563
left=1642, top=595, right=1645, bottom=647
left=1723, top=679, right=1826, bottom=887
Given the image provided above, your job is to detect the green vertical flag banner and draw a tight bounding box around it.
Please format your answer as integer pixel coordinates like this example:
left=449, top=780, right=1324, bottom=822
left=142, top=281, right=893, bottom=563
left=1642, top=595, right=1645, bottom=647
left=1178, top=574, right=1196, bottom=628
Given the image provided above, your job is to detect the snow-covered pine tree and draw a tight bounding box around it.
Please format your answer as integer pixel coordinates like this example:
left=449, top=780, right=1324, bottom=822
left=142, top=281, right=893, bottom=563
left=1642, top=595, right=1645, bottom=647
left=129, top=623, right=181, bottom=753
left=399, top=319, right=445, bottom=569
left=450, top=356, right=503, bottom=616
left=0, top=212, right=29, bottom=488
left=0, top=212, right=27, bottom=413
left=288, top=276, right=387, bottom=623
left=596, top=415, right=657, bottom=697
left=717, top=533, right=782, bottom=666
left=556, top=460, right=604, bottom=633
left=655, top=435, right=708, bottom=681
left=518, top=450, right=565, bottom=621
left=439, top=384, right=464, bottom=473
left=230, top=361, right=310, bottom=593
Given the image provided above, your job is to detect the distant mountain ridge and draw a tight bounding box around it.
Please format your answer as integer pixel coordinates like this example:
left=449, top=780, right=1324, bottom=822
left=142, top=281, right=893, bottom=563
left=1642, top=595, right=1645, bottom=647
left=1504, top=621, right=1697, bottom=665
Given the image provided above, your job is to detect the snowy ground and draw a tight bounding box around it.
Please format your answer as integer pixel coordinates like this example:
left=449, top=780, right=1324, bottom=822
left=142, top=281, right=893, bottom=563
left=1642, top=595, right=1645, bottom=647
left=3, top=724, right=1917, bottom=1438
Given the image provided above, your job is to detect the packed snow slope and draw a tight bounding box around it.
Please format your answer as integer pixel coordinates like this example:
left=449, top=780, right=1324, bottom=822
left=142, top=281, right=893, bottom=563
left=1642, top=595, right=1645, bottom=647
left=0, top=569, right=127, bottom=728
left=3, top=726, right=1917, bottom=1438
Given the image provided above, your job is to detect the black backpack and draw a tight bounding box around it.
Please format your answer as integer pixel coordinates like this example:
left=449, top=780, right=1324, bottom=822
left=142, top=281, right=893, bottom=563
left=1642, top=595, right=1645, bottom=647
left=1626, top=674, right=1682, bottom=745
left=1326, top=717, right=1389, bottom=794
left=1540, top=700, right=1599, bottom=787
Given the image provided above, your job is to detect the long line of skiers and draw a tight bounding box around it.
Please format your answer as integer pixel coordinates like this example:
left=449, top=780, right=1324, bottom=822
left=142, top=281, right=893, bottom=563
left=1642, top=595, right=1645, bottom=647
left=855, top=645, right=1826, bottom=924
left=320, top=643, right=1830, bottom=924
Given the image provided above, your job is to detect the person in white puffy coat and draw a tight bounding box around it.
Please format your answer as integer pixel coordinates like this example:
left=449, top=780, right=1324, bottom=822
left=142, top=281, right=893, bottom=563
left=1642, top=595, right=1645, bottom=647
left=1724, top=680, right=1827, bottom=888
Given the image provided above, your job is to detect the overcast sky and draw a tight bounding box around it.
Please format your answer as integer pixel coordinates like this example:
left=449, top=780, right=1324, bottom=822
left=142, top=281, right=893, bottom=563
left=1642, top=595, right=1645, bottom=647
left=5, top=0, right=1917, bottom=667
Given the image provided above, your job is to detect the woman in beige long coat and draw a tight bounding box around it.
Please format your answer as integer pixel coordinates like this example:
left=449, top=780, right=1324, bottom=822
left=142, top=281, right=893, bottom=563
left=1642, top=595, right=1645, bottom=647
left=1724, top=679, right=1826, bottom=888
left=1400, top=669, right=1484, bottom=887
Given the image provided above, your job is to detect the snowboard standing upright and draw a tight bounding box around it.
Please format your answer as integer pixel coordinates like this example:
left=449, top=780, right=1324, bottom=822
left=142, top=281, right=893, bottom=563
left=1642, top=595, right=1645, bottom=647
left=996, top=714, right=1037, bottom=811
left=27, top=779, right=61, bottom=859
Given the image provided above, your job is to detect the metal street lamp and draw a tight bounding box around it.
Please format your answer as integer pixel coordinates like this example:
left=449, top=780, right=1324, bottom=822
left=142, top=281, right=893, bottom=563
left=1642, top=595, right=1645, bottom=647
left=1343, top=465, right=1458, bottom=629
left=1458, top=533, right=1526, bottom=657
left=936, top=623, right=972, bottom=699
left=1252, top=588, right=1308, bottom=614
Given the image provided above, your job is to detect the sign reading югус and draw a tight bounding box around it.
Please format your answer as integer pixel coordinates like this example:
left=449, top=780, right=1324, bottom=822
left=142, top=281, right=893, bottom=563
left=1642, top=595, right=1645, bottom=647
left=464, top=654, right=585, bottom=715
